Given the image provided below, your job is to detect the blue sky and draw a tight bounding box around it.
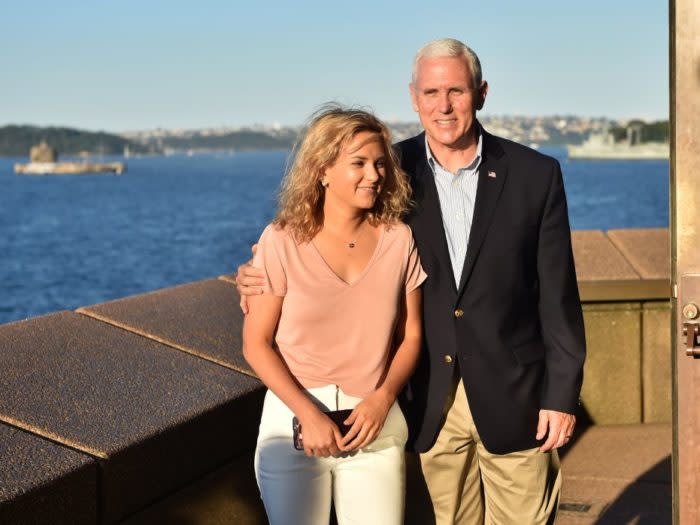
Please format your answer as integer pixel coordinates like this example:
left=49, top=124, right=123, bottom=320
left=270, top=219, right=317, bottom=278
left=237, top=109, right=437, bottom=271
left=2, top=1, right=668, bottom=131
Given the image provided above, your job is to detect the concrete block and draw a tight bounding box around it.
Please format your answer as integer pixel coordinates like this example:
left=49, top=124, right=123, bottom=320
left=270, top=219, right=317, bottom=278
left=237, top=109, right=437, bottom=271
left=607, top=228, right=670, bottom=279
left=78, top=278, right=253, bottom=376
left=642, top=302, right=672, bottom=423
left=0, top=423, right=98, bottom=525
left=571, top=231, right=640, bottom=282
left=0, top=312, right=264, bottom=523
left=120, top=452, right=266, bottom=525
left=581, top=303, right=642, bottom=424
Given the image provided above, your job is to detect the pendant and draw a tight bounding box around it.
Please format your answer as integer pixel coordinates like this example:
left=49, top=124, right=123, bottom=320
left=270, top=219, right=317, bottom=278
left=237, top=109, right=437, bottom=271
left=347, top=242, right=355, bottom=248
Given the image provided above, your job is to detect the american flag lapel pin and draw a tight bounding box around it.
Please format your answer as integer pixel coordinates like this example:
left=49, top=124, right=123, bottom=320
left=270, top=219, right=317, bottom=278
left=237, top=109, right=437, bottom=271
left=488, top=170, right=497, bottom=178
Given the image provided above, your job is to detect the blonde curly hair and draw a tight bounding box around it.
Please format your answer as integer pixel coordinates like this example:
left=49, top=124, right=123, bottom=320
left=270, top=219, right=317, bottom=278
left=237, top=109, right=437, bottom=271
left=274, top=105, right=412, bottom=242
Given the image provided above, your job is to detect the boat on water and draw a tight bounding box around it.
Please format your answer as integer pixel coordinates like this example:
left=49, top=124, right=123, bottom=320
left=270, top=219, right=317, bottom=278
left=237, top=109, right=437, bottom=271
left=13, top=141, right=126, bottom=175
left=567, top=123, right=669, bottom=160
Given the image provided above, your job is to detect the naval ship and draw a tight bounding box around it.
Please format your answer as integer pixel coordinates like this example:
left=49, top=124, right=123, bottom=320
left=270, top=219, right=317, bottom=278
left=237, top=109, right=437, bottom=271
left=567, top=123, right=668, bottom=160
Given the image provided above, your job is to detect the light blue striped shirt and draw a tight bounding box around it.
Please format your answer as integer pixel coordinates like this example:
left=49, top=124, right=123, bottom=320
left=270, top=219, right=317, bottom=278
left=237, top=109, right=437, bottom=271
left=425, top=132, right=483, bottom=287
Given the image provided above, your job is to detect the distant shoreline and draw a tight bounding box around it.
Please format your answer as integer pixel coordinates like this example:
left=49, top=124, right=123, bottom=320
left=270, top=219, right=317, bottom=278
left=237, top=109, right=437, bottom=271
left=0, top=118, right=669, bottom=158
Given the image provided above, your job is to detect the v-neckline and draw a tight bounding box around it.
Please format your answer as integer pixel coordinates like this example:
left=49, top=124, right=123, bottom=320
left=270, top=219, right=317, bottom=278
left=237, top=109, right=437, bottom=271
left=310, top=226, right=385, bottom=287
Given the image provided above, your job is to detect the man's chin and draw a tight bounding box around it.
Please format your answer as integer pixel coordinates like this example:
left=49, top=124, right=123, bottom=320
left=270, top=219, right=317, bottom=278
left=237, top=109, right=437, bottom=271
left=427, top=129, right=468, bottom=149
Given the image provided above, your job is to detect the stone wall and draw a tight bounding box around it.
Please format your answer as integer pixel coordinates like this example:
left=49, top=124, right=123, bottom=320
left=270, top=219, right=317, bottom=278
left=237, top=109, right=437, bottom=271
left=574, top=228, right=671, bottom=424
left=0, top=228, right=671, bottom=523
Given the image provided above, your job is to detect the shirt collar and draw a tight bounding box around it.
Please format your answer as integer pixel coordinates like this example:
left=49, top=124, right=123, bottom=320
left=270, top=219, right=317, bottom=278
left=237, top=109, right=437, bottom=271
left=425, top=125, right=483, bottom=173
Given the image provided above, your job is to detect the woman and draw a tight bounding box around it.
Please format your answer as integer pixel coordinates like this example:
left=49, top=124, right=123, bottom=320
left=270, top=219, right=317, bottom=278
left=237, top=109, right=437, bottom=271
left=242, top=106, right=426, bottom=525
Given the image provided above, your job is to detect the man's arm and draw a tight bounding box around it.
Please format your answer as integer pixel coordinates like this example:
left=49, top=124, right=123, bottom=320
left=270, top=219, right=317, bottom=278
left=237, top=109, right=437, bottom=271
left=235, top=244, right=265, bottom=313
left=535, top=159, right=586, bottom=450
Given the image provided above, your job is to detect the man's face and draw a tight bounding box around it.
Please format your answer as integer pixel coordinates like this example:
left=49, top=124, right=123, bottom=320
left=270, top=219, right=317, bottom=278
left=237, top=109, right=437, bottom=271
left=410, top=55, right=488, bottom=150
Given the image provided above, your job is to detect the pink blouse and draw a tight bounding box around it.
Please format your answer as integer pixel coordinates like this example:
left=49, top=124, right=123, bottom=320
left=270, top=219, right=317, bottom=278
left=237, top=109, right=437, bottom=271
left=253, top=222, right=427, bottom=398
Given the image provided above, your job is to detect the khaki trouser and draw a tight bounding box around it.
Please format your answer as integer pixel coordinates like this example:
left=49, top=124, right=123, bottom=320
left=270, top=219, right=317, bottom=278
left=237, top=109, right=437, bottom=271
left=418, top=379, right=561, bottom=525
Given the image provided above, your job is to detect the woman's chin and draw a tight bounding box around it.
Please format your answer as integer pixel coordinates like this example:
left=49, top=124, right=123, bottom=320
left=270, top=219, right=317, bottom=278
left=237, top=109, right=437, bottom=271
left=355, top=199, right=378, bottom=210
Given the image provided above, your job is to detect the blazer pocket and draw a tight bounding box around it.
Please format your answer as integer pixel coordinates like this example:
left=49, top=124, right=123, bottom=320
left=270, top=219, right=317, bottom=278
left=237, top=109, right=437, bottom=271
left=512, top=340, right=546, bottom=365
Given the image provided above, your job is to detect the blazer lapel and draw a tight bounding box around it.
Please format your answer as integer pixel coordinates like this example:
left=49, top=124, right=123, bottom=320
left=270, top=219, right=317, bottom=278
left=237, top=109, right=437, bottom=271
left=457, top=132, right=508, bottom=296
left=405, top=134, right=457, bottom=291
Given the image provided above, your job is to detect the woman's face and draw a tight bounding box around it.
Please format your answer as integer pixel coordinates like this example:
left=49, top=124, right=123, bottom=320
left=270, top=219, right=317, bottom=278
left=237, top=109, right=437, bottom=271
left=322, top=131, right=386, bottom=214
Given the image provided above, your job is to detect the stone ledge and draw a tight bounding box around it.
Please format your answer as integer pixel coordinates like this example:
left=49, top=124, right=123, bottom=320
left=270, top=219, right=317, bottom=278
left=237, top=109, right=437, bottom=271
left=0, top=423, right=98, bottom=525
left=571, top=229, right=670, bottom=302
left=607, top=228, right=670, bottom=279
left=77, top=278, right=254, bottom=377
left=0, top=311, right=264, bottom=523
left=571, top=231, right=640, bottom=281
left=578, top=279, right=670, bottom=302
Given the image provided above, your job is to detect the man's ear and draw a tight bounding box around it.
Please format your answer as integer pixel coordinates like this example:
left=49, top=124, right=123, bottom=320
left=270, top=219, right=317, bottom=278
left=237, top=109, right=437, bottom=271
left=475, top=81, right=489, bottom=111
left=409, top=83, right=419, bottom=112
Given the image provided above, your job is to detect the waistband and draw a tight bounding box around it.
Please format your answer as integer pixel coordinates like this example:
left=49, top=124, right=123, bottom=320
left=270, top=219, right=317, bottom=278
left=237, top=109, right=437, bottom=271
left=267, top=384, right=364, bottom=412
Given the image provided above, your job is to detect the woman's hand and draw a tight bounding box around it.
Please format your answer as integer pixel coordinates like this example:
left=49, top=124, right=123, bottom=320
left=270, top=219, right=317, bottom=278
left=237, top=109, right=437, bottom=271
left=298, top=408, right=343, bottom=458
left=340, top=388, right=394, bottom=452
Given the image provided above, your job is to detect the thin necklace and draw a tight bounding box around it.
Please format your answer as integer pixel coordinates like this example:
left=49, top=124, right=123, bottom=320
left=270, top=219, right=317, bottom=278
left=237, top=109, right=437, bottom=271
left=345, top=227, right=363, bottom=249
left=326, top=223, right=365, bottom=249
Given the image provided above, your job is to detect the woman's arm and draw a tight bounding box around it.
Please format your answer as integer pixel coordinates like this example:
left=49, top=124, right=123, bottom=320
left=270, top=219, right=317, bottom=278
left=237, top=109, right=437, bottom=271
left=341, top=287, right=423, bottom=450
left=243, top=293, right=342, bottom=457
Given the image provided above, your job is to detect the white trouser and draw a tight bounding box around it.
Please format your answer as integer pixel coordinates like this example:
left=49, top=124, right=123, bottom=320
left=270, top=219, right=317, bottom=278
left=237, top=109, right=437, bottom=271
left=254, top=384, right=408, bottom=525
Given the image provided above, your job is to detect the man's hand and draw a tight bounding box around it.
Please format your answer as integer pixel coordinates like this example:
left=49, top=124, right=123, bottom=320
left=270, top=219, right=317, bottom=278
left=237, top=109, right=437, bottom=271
left=235, top=244, right=265, bottom=314
left=536, top=409, right=576, bottom=452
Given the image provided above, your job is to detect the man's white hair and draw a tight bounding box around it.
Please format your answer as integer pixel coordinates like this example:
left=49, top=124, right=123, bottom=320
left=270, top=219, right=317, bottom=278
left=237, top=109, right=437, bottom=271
left=412, top=38, right=482, bottom=88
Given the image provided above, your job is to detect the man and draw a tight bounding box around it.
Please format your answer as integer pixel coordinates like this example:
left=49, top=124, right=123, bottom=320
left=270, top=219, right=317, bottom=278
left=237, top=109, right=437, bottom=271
left=237, top=38, right=585, bottom=524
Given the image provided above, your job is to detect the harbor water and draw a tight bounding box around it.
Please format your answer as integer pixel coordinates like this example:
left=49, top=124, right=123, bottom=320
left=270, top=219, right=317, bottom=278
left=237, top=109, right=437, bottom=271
left=0, top=147, right=669, bottom=324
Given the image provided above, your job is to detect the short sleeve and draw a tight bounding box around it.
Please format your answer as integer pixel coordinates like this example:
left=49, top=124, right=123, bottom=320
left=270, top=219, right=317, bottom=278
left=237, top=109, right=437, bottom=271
left=252, top=224, right=288, bottom=296
left=405, top=229, right=427, bottom=294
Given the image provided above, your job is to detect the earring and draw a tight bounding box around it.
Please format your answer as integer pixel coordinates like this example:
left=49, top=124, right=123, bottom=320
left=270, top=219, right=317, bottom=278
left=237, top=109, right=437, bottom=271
left=321, top=179, right=329, bottom=188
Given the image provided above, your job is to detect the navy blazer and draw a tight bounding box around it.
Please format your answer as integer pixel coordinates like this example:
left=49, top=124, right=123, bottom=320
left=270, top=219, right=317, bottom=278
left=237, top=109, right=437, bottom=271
left=397, top=130, right=586, bottom=455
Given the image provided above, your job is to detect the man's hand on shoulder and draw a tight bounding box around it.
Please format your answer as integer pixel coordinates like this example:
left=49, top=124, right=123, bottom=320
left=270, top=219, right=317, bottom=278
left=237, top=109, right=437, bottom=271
left=235, top=244, right=265, bottom=314
left=536, top=409, right=576, bottom=452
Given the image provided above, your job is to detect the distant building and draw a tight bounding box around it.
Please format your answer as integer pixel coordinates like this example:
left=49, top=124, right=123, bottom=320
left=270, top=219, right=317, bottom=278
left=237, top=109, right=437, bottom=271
left=30, top=141, right=57, bottom=162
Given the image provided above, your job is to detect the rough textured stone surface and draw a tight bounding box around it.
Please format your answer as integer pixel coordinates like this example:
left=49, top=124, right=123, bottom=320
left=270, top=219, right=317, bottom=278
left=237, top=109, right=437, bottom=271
left=0, top=311, right=264, bottom=523
left=581, top=303, right=642, bottom=424
left=0, top=423, right=97, bottom=525
left=643, top=302, right=672, bottom=423
left=607, top=228, right=671, bottom=279
left=120, top=452, right=266, bottom=525
left=559, top=424, right=671, bottom=525
left=78, top=278, right=253, bottom=376
left=571, top=230, right=639, bottom=281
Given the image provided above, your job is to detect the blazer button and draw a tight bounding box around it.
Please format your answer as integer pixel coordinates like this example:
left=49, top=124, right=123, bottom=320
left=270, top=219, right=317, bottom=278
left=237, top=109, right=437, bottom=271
left=454, top=309, right=464, bottom=318
left=444, top=355, right=453, bottom=364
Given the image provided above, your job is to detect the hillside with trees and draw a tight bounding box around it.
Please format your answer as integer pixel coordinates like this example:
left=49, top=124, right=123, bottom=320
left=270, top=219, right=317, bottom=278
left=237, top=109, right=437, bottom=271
left=0, top=126, right=154, bottom=157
